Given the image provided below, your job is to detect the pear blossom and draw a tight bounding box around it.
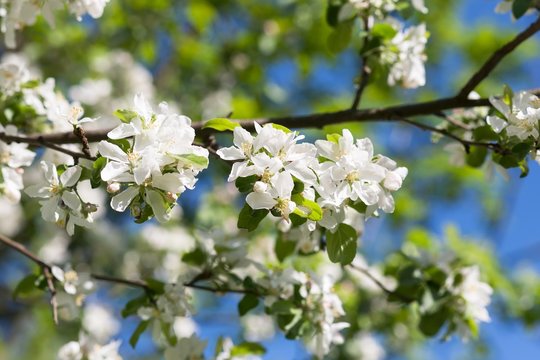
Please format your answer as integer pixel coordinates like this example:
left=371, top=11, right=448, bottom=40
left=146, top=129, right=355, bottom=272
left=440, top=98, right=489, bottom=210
left=487, top=90, right=540, bottom=140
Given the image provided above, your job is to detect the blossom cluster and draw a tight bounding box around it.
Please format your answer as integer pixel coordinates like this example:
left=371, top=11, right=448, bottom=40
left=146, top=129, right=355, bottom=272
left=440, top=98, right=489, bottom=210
left=0, top=124, right=35, bottom=202
left=98, top=94, right=209, bottom=223
left=262, top=269, right=348, bottom=358
left=487, top=90, right=540, bottom=141
left=0, top=0, right=110, bottom=48
left=217, top=125, right=407, bottom=249
left=336, top=0, right=429, bottom=88
left=446, top=265, right=493, bottom=339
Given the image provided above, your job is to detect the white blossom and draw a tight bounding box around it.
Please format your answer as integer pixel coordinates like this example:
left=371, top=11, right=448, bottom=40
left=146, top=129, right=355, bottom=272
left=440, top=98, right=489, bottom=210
left=25, top=161, right=96, bottom=235
left=487, top=90, right=540, bottom=140
left=386, top=23, right=428, bottom=89
left=83, top=303, right=120, bottom=343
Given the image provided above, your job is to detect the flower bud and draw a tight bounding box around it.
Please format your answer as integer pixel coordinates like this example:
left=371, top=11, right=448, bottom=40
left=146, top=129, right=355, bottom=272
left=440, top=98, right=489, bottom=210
left=107, top=182, right=121, bottom=194
left=253, top=181, right=267, bottom=193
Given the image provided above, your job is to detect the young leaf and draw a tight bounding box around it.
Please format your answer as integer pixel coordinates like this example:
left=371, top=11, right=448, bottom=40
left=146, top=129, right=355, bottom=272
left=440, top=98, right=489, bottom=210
left=231, top=342, right=266, bottom=356
left=237, top=203, right=269, bottom=231
left=326, top=223, right=358, bottom=265
left=130, top=320, right=150, bottom=348
left=114, top=109, right=138, bottom=123
left=238, top=294, right=259, bottom=316
left=13, top=274, right=39, bottom=299
left=202, top=118, right=240, bottom=132
left=291, top=194, right=323, bottom=221
left=512, top=0, right=533, bottom=19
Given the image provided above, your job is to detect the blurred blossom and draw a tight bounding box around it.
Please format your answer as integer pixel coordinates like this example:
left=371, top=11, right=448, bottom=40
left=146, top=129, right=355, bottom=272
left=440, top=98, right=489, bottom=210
left=0, top=199, right=23, bottom=236
left=242, top=314, right=275, bottom=342
left=173, top=316, right=198, bottom=339
left=201, top=90, right=232, bottom=120
left=83, top=303, right=120, bottom=343
left=38, top=233, right=70, bottom=264
left=345, top=333, right=386, bottom=360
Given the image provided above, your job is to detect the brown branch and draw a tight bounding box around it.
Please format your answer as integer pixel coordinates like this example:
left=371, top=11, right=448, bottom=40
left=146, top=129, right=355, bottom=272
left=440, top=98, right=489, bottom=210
left=0, top=132, right=96, bottom=160
left=349, top=263, right=394, bottom=295
left=351, top=16, right=371, bottom=109
left=0, top=233, right=58, bottom=324
left=0, top=233, right=260, bottom=303
left=398, top=117, right=502, bottom=153
left=457, top=16, right=540, bottom=98
left=73, top=127, right=92, bottom=159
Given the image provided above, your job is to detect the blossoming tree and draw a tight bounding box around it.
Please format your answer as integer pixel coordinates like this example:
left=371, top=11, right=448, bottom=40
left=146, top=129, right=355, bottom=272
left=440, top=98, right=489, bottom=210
left=0, top=0, right=540, bottom=359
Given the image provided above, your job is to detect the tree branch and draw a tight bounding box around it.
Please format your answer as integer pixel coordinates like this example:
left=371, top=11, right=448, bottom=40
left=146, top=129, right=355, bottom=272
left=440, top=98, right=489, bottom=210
left=0, top=232, right=259, bottom=305
left=398, top=117, right=502, bottom=153
left=457, top=16, right=540, bottom=98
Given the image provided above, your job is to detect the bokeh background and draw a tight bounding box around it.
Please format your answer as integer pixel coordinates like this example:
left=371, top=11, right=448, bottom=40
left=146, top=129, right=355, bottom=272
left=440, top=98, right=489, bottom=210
left=1, top=0, right=540, bottom=359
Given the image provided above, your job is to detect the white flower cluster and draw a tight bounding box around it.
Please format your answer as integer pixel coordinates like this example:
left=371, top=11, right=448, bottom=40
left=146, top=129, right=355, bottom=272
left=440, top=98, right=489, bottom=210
left=0, top=55, right=89, bottom=133
left=263, top=269, right=348, bottom=358
left=25, top=162, right=97, bottom=235
left=0, top=124, right=36, bottom=203
left=57, top=337, right=122, bottom=360
left=98, top=94, right=209, bottom=223
left=487, top=90, right=540, bottom=141
left=0, top=0, right=110, bottom=48
left=137, top=279, right=193, bottom=343
left=447, top=265, right=493, bottom=339
left=347, top=0, right=427, bottom=18
left=218, top=125, right=406, bottom=233
left=384, top=23, right=428, bottom=89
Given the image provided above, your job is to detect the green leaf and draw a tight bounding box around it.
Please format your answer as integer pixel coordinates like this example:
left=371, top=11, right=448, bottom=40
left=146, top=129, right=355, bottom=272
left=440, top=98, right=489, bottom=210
left=144, top=278, right=165, bottom=294
left=114, top=109, right=138, bottom=123
left=419, top=308, right=448, bottom=337
left=270, top=300, right=295, bottom=315
left=235, top=175, right=258, bottom=193
left=237, top=203, right=269, bottom=232
left=238, top=294, right=259, bottom=316
left=271, top=123, right=292, bottom=133
left=173, top=154, right=209, bottom=168
left=230, top=342, right=266, bottom=357
left=91, top=157, right=107, bottom=188
left=130, top=320, right=150, bottom=348
left=465, top=146, right=487, bottom=168
left=326, top=2, right=342, bottom=27
left=275, top=233, right=297, bottom=262
left=291, top=194, right=323, bottom=221
left=13, top=274, right=39, bottom=299
left=327, top=20, right=354, bottom=53
left=512, top=0, right=533, bottom=19
left=182, top=248, right=207, bottom=266
left=349, top=201, right=367, bottom=214
left=121, top=295, right=148, bottom=318
left=108, top=139, right=131, bottom=153
left=326, top=133, right=341, bottom=144
left=371, top=23, right=398, bottom=40
left=326, top=223, right=358, bottom=265
left=202, top=118, right=240, bottom=132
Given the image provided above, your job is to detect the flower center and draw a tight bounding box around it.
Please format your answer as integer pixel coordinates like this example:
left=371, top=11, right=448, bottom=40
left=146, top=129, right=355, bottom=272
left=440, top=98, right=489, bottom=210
left=64, top=270, right=79, bottom=284
left=275, top=197, right=292, bottom=216
left=261, top=169, right=273, bottom=183
left=241, top=143, right=252, bottom=157
left=0, top=151, right=10, bottom=164
left=346, top=170, right=360, bottom=184
left=127, top=151, right=140, bottom=165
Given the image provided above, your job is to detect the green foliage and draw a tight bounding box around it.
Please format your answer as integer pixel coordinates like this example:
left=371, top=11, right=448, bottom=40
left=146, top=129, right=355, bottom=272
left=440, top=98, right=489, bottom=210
left=237, top=203, right=268, bottom=231
left=202, top=118, right=240, bottom=132
left=326, top=223, right=357, bottom=265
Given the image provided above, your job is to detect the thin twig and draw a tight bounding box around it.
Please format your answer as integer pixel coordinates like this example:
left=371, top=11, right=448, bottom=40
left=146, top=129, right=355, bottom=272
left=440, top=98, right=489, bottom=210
left=458, top=16, right=540, bottom=98
left=351, top=16, right=371, bottom=109
left=0, top=233, right=259, bottom=302
left=349, top=263, right=394, bottom=295
left=73, top=127, right=93, bottom=158
left=0, top=233, right=58, bottom=323
left=397, top=117, right=502, bottom=153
